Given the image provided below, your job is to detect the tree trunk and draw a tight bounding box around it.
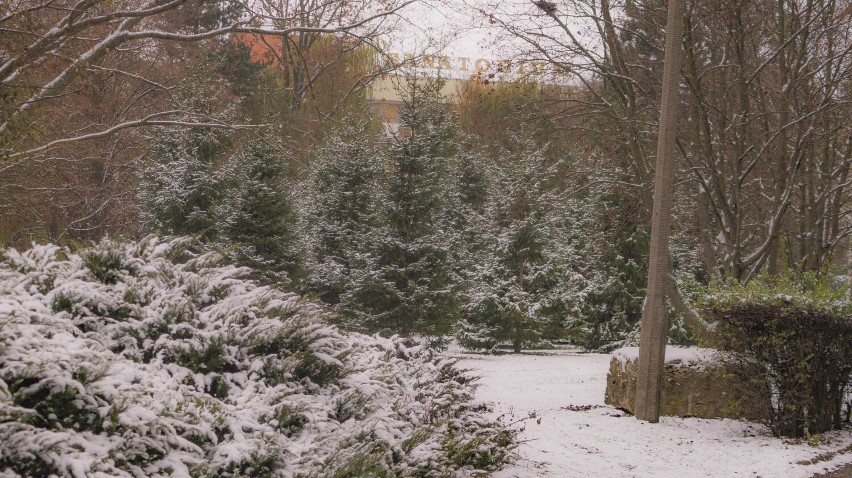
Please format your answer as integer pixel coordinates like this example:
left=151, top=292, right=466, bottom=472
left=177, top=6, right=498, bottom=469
left=635, top=0, right=685, bottom=423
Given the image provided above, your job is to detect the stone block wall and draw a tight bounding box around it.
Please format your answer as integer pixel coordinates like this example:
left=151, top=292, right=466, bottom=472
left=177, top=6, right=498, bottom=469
left=604, top=346, right=768, bottom=420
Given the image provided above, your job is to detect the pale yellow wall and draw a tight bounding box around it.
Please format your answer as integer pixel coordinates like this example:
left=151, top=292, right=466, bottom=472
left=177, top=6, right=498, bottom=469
left=369, top=76, right=462, bottom=103
left=368, top=76, right=463, bottom=132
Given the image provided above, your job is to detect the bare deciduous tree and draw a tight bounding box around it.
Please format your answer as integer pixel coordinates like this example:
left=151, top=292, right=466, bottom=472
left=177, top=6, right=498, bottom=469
left=0, top=0, right=413, bottom=161
left=678, top=0, right=852, bottom=279
left=0, top=0, right=413, bottom=245
left=480, top=0, right=852, bottom=285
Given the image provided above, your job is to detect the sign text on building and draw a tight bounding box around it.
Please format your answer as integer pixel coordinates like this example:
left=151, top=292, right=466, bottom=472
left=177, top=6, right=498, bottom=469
left=386, top=52, right=551, bottom=77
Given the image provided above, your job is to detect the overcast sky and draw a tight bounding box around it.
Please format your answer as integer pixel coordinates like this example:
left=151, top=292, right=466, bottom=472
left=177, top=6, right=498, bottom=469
left=389, top=0, right=497, bottom=60
left=383, top=0, right=602, bottom=85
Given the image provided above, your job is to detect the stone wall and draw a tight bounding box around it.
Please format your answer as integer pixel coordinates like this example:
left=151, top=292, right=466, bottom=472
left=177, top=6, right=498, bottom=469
left=604, top=346, right=768, bottom=420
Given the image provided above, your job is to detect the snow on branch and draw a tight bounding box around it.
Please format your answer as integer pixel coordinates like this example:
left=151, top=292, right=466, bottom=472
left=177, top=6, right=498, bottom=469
left=0, top=0, right=415, bottom=161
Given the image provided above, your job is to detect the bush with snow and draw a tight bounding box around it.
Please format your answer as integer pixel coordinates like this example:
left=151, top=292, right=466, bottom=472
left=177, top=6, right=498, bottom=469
left=0, top=237, right=512, bottom=477
left=700, top=274, right=852, bottom=437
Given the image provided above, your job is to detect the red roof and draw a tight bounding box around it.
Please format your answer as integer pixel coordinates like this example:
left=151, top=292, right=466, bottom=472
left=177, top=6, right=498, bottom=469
left=231, top=32, right=284, bottom=64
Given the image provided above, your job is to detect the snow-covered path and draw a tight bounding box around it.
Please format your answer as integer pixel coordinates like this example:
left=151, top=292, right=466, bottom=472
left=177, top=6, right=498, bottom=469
left=455, top=349, right=852, bottom=478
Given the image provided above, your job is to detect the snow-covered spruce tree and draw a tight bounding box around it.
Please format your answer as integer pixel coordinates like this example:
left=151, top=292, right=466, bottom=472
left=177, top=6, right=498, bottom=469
left=448, top=148, right=493, bottom=294
left=554, top=184, right=697, bottom=352
left=139, top=125, right=231, bottom=241
left=217, top=138, right=301, bottom=285
left=448, top=149, right=498, bottom=348
left=142, top=127, right=302, bottom=286
left=299, top=123, right=384, bottom=309
left=457, top=143, right=586, bottom=353
left=344, top=78, right=462, bottom=339
left=571, top=186, right=649, bottom=351
left=0, top=237, right=513, bottom=477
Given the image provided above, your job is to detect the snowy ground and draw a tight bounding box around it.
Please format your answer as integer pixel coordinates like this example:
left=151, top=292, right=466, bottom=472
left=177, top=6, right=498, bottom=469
left=454, top=348, right=852, bottom=478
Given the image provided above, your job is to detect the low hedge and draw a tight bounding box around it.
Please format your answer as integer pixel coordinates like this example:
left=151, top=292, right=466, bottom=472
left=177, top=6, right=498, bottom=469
left=700, top=274, right=851, bottom=437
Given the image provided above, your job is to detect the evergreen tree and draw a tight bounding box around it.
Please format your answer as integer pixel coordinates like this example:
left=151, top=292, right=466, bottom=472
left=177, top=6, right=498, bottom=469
left=300, top=123, right=384, bottom=306
left=217, top=138, right=301, bottom=284
left=346, top=78, right=461, bottom=339
left=458, top=142, right=585, bottom=352
left=142, top=127, right=301, bottom=285
left=447, top=147, right=493, bottom=304
left=139, top=126, right=231, bottom=240
left=575, top=189, right=649, bottom=351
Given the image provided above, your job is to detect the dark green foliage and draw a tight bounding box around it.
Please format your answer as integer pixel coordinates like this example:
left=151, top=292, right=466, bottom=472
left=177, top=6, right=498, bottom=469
left=701, top=275, right=852, bottom=437
left=218, top=139, right=301, bottom=284
left=456, top=151, right=489, bottom=213
left=301, top=123, right=384, bottom=306
left=209, top=374, right=230, bottom=399
left=163, top=340, right=239, bottom=375
left=195, top=0, right=243, bottom=29
left=142, top=129, right=301, bottom=285
left=52, top=293, right=74, bottom=314
left=215, top=42, right=268, bottom=97
left=82, top=246, right=128, bottom=285
left=210, top=39, right=289, bottom=124
left=302, top=81, right=463, bottom=339
left=51, top=288, right=135, bottom=325
left=246, top=330, right=306, bottom=358
left=330, top=391, right=369, bottom=423
left=349, top=79, right=461, bottom=338
left=0, top=456, right=61, bottom=478
left=353, top=237, right=459, bottom=337
left=140, top=126, right=231, bottom=241
left=443, top=428, right=513, bottom=471
left=11, top=383, right=102, bottom=432
left=292, top=351, right=343, bottom=387
left=209, top=453, right=279, bottom=478
left=30, top=272, right=57, bottom=295
left=273, top=405, right=308, bottom=437
left=328, top=438, right=393, bottom=478
left=438, top=362, right=514, bottom=472
left=458, top=142, right=583, bottom=352
left=386, top=81, right=457, bottom=242
left=577, top=192, right=649, bottom=351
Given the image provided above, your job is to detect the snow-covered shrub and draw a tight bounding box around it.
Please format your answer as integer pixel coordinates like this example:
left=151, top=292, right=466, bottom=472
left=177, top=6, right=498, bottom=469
left=0, top=237, right=512, bottom=477
left=700, top=274, right=852, bottom=437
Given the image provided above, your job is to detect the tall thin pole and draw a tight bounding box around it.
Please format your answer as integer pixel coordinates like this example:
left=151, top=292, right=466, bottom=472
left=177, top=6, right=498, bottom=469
left=635, top=0, right=685, bottom=423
